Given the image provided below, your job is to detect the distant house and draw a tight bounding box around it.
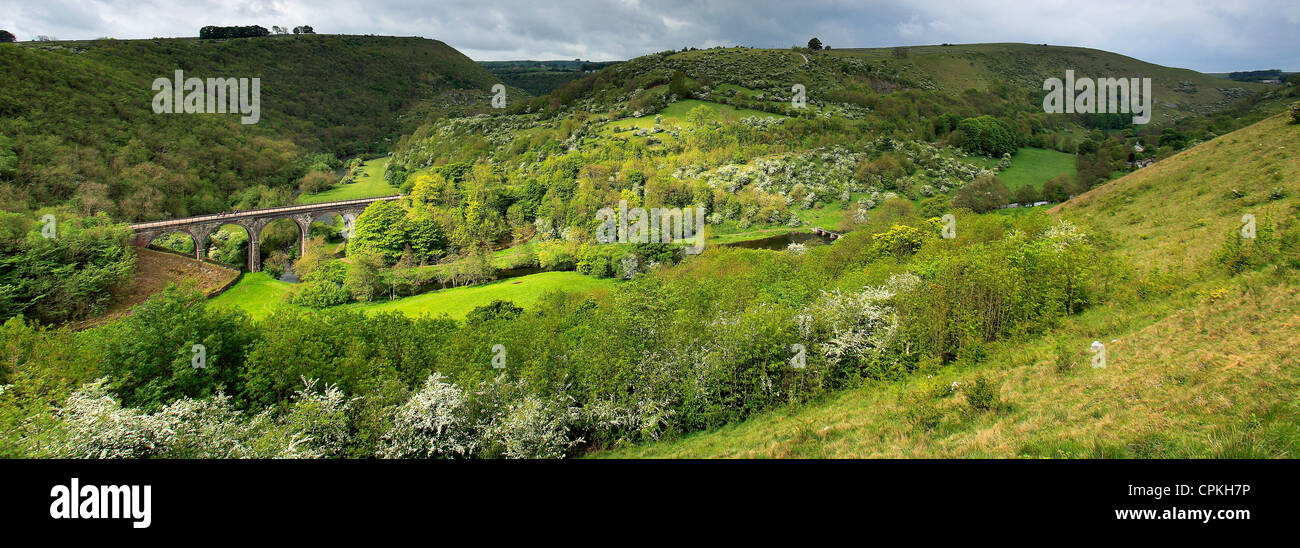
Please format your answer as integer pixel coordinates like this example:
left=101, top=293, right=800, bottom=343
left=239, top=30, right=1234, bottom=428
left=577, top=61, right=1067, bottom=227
left=1133, top=142, right=1144, bottom=153
left=1261, top=79, right=1282, bottom=84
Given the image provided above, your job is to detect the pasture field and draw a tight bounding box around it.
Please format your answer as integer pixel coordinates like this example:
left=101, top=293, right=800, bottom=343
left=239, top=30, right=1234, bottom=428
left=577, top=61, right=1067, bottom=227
left=349, top=271, right=618, bottom=320
left=296, top=157, right=397, bottom=204
left=209, top=269, right=617, bottom=322
left=207, top=272, right=293, bottom=320
left=997, top=148, right=1078, bottom=191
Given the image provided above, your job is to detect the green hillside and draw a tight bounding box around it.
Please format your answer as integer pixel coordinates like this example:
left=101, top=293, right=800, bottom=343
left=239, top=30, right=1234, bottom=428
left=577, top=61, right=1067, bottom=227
left=0, top=35, right=503, bottom=221
left=380, top=42, right=1283, bottom=274
left=831, top=44, right=1265, bottom=120
left=598, top=112, right=1300, bottom=458
left=4, top=36, right=1297, bottom=462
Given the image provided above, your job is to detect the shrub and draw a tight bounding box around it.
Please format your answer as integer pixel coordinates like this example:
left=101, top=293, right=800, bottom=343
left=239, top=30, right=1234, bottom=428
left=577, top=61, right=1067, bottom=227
left=1041, top=175, right=1072, bottom=202
left=1053, top=340, right=1074, bottom=373
left=631, top=242, right=677, bottom=266
left=576, top=245, right=615, bottom=277
left=262, top=250, right=289, bottom=279
left=957, top=115, right=1019, bottom=157
left=1214, top=217, right=1278, bottom=274
left=86, top=287, right=255, bottom=410
left=344, top=252, right=383, bottom=301
left=288, top=280, right=351, bottom=308
left=918, top=195, right=950, bottom=218
left=304, top=259, right=348, bottom=285
left=1291, top=102, right=1300, bottom=124
left=298, top=170, right=339, bottom=195
left=964, top=375, right=1000, bottom=412
left=378, top=374, right=478, bottom=458
left=952, top=174, right=1010, bottom=213
left=901, top=391, right=942, bottom=431
left=1012, top=184, right=1041, bottom=204
left=465, top=300, right=524, bottom=324
left=46, top=376, right=351, bottom=459
left=870, top=223, right=936, bottom=259
left=536, top=240, right=577, bottom=270
left=484, top=393, right=582, bottom=459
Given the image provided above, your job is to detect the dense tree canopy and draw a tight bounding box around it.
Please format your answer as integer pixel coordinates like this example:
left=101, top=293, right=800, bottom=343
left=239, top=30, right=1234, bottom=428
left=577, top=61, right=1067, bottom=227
left=957, top=115, right=1020, bottom=157
left=199, top=25, right=270, bottom=39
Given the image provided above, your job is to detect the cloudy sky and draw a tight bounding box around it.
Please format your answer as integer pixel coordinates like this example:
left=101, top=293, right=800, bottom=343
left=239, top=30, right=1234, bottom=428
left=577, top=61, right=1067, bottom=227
left=3, top=0, right=1297, bottom=72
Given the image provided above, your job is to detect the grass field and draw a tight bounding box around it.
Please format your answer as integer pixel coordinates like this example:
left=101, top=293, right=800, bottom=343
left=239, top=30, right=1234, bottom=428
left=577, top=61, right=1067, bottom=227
left=296, top=157, right=397, bottom=204
left=207, top=272, right=293, bottom=320
left=209, top=270, right=617, bottom=322
left=996, top=148, right=1077, bottom=191
left=351, top=271, right=617, bottom=319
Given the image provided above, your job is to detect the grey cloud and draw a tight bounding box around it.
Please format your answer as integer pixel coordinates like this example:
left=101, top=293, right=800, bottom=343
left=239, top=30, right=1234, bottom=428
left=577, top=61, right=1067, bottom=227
left=0, top=0, right=1295, bottom=71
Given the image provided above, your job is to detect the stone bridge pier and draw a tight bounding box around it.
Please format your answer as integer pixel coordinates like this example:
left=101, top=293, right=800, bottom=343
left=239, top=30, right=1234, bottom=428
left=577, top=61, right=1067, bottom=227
left=129, top=196, right=396, bottom=272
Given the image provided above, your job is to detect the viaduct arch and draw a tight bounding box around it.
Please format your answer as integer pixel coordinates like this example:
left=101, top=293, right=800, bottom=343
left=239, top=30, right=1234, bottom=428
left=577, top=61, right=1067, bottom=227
left=128, top=196, right=399, bottom=272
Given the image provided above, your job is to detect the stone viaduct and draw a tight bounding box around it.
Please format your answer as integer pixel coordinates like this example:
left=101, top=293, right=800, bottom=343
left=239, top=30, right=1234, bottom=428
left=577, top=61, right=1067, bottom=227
left=128, top=196, right=402, bottom=272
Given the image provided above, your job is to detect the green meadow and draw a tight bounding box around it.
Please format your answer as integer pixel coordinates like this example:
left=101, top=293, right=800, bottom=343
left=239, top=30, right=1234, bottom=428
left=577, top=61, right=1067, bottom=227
left=996, top=148, right=1077, bottom=191
left=349, top=271, right=617, bottom=320
left=208, top=270, right=616, bottom=321
left=207, top=272, right=293, bottom=320
left=296, top=157, right=398, bottom=204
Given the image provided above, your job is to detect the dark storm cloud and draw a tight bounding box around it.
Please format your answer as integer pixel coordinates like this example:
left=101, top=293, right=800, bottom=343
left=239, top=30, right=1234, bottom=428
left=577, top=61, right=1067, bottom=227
left=0, top=0, right=1296, bottom=71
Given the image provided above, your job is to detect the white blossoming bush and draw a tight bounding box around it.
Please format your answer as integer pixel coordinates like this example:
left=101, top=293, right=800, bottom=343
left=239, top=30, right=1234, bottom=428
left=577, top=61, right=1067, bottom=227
left=619, top=254, right=640, bottom=279
left=378, top=372, right=650, bottom=458
left=581, top=395, right=674, bottom=445
left=379, top=373, right=478, bottom=459
left=253, top=378, right=355, bottom=459
left=154, top=393, right=254, bottom=459
left=485, top=394, right=583, bottom=459
left=48, top=377, right=353, bottom=459
left=50, top=379, right=177, bottom=459
left=1043, top=219, right=1088, bottom=249
left=534, top=217, right=555, bottom=240
left=796, top=273, right=920, bottom=382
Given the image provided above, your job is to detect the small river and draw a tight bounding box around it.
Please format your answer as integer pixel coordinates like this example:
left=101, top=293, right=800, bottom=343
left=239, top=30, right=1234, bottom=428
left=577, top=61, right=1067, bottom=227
left=719, top=231, right=830, bottom=250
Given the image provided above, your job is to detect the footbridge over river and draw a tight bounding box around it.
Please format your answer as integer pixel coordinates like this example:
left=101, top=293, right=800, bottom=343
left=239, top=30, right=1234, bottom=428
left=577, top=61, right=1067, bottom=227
left=129, top=196, right=402, bottom=272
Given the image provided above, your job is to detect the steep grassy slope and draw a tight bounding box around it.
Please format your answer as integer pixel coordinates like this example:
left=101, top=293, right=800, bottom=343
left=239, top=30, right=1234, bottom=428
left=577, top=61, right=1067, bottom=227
left=1054, top=113, right=1298, bottom=272
left=73, top=248, right=240, bottom=329
left=597, top=112, right=1300, bottom=458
